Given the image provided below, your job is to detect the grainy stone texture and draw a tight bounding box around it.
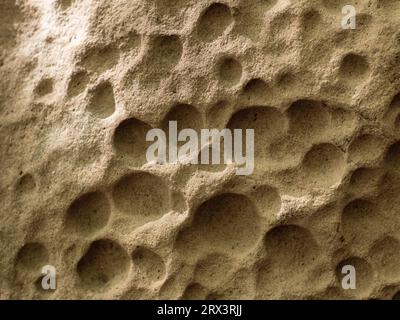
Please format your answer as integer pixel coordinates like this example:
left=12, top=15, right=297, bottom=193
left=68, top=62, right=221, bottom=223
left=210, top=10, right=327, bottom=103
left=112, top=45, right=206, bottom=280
left=1, top=0, right=400, bottom=300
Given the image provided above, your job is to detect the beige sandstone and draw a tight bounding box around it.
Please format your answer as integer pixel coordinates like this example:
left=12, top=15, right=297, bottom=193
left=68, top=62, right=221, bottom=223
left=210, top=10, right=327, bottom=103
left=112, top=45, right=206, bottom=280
left=1, top=0, right=400, bottom=300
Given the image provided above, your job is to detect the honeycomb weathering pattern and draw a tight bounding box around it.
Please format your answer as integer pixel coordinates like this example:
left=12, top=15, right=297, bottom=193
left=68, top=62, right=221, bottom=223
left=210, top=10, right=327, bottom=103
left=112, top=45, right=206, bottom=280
left=1, top=0, right=400, bottom=300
